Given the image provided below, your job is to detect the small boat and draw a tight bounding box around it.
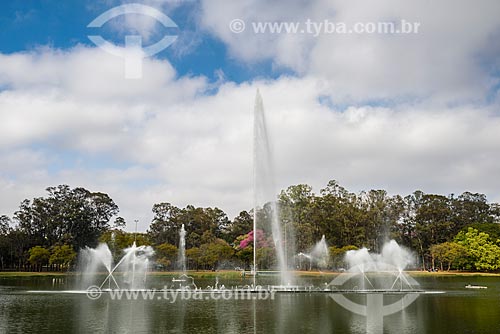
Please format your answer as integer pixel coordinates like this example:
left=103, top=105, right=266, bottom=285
left=241, top=271, right=258, bottom=277
left=465, top=284, right=487, bottom=289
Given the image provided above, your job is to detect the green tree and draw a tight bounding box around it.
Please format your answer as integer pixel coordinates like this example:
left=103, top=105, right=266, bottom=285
left=413, top=194, right=454, bottom=268
left=430, top=242, right=467, bottom=271
left=317, top=182, right=365, bottom=247
left=0, top=215, right=9, bottom=234
left=148, top=202, right=182, bottom=245
left=0, top=215, right=11, bottom=269
left=201, top=230, right=216, bottom=244
left=99, top=230, right=150, bottom=262
left=49, top=245, right=77, bottom=270
left=279, top=184, right=316, bottom=252
left=187, top=232, right=201, bottom=249
left=199, top=239, right=234, bottom=270
left=224, top=211, right=253, bottom=244
left=28, top=246, right=50, bottom=271
left=15, top=185, right=118, bottom=251
left=256, top=247, right=276, bottom=269
left=460, top=222, right=500, bottom=241
left=451, top=192, right=492, bottom=233
left=155, top=243, right=178, bottom=270
left=293, top=222, right=314, bottom=253
left=455, top=228, right=500, bottom=271
left=279, top=185, right=315, bottom=227
left=113, top=217, right=127, bottom=229
left=5, top=229, right=30, bottom=270
left=360, top=189, right=402, bottom=251
left=148, top=204, right=230, bottom=248
left=329, top=245, right=358, bottom=269
left=186, top=247, right=201, bottom=270
left=235, top=246, right=253, bottom=269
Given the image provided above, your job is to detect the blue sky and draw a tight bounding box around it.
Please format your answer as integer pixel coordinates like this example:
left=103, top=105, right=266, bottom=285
left=0, top=0, right=284, bottom=84
left=1, top=0, right=500, bottom=230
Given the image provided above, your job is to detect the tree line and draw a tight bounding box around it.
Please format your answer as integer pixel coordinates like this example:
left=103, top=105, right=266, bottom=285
left=1, top=181, right=500, bottom=272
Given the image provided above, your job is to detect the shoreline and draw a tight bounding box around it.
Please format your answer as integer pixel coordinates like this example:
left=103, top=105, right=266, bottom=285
left=1, top=270, right=499, bottom=278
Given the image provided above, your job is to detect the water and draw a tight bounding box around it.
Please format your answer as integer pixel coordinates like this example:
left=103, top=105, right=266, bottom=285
left=296, top=236, right=330, bottom=270
left=3, top=94, right=496, bottom=333
left=1, top=274, right=499, bottom=333
left=78, top=242, right=154, bottom=290
left=253, top=90, right=292, bottom=285
left=311, top=235, right=330, bottom=269
left=178, top=224, right=187, bottom=273
left=78, top=243, right=113, bottom=290
left=343, top=240, right=417, bottom=291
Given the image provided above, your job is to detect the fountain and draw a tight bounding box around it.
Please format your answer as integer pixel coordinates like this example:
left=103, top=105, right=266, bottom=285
left=78, top=242, right=154, bottom=290
left=73, top=94, right=420, bottom=297
left=311, top=235, right=330, bottom=268
left=297, top=235, right=330, bottom=270
left=78, top=243, right=113, bottom=290
left=19, top=91, right=451, bottom=334
left=172, top=223, right=196, bottom=289
left=178, top=224, right=186, bottom=273
left=253, top=90, right=292, bottom=286
left=328, top=240, right=424, bottom=334
left=342, top=240, right=416, bottom=290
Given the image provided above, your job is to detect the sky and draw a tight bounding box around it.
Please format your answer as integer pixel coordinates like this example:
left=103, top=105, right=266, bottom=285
left=0, top=0, right=500, bottom=231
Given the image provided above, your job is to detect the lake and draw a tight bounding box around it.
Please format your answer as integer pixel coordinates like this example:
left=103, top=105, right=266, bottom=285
left=0, top=274, right=499, bottom=333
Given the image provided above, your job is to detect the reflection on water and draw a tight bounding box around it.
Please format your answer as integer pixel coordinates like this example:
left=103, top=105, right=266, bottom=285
left=77, top=296, right=150, bottom=333
left=0, top=276, right=499, bottom=333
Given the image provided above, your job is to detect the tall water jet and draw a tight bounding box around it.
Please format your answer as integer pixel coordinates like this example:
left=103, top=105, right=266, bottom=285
left=253, top=90, right=291, bottom=285
left=310, top=235, right=330, bottom=269
left=178, top=224, right=186, bottom=273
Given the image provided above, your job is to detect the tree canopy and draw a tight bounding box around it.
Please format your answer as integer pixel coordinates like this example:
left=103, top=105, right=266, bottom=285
left=1, top=185, right=118, bottom=270
left=1, top=181, right=500, bottom=272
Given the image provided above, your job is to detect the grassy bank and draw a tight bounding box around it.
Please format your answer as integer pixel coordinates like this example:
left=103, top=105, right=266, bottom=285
left=407, top=270, right=500, bottom=277
left=0, top=270, right=336, bottom=279
left=0, top=271, right=68, bottom=277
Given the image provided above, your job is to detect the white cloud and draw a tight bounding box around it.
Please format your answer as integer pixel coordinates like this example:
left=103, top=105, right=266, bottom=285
left=200, top=0, right=500, bottom=102
left=2, top=1, right=500, bottom=231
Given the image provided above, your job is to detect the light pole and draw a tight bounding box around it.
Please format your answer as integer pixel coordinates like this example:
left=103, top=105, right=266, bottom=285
left=134, top=219, right=138, bottom=243
left=283, top=219, right=289, bottom=270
